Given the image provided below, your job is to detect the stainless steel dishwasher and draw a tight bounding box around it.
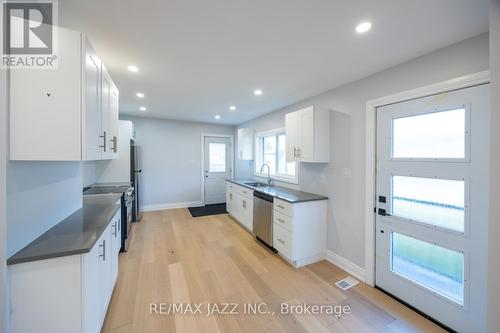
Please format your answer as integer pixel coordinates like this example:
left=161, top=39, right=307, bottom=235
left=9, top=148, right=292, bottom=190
left=253, top=191, right=274, bottom=248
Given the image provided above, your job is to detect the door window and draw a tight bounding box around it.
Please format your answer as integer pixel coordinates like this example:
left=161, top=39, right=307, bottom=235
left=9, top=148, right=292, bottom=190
left=392, top=108, right=466, bottom=159
left=391, top=175, right=465, bottom=232
left=208, top=143, right=226, bottom=172
left=391, top=232, right=464, bottom=305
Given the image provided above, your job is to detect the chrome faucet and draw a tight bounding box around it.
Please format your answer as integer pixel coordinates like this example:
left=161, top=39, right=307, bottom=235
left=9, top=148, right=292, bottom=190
left=260, top=163, right=272, bottom=186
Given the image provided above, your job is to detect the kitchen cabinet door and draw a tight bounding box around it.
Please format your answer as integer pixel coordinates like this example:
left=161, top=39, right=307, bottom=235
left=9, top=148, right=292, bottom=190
left=243, top=196, right=254, bottom=232
left=98, top=223, right=112, bottom=325
left=10, top=28, right=83, bottom=160
left=299, top=109, right=314, bottom=161
left=82, top=232, right=105, bottom=333
left=237, top=128, right=254, bottom=160
left=226, top=190, right=234, bottom=215
left=110, top=212, right=121, bottom=288
left=83, top=37, right=103, bottom=161
left=233, top=193, right=244, bottom=223
left=100, top=66, right=113, bottom=160
left=285, top=111, right=300, bottom=161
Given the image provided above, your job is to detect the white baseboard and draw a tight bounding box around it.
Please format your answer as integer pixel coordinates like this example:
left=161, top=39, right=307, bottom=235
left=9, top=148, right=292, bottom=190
left=325, top=250, right=365, bottom=282
left=293, top=253, right=326, bottom=268
left=140, top=201, right=203, bottom=212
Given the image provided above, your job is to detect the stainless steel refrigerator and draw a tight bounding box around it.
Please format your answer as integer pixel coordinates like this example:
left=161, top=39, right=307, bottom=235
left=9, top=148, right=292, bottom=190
left=131, top=140, right=143, bottom=222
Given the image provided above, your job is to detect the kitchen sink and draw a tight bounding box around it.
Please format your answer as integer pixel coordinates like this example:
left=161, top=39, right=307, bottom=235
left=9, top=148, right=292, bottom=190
left=244, top=182, right=269, bottom=188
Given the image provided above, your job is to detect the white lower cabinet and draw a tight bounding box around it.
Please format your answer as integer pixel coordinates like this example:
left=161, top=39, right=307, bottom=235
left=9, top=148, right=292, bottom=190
left=226, top=181, right=327, bottom=268
left=10, top=210, right=121, bottom=333
left=226, top=181, right=254, bottom=232
left=273, top=198, right=327, bottom=267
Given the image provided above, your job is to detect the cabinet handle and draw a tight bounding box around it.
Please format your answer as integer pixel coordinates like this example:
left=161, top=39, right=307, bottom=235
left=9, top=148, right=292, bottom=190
left=277, top=218, right=285, bottom=223
left=99, top=240, right=106, bottom=261
left=110, top=136, right=117, bottom=153
left=243, top=200, right=246, bottom=208
left=293, top=147, right=297, bottom=157
left=112, top=222, right=117, bottom=237
left=230, top=193, right=232, bottom=199
left=277, top=238, right=285, bottom=244
left=99, top=131, right=107, bottom=152
left=277, top=204, right=285, bottom=209
left=296, top=147, right=301, bottom=157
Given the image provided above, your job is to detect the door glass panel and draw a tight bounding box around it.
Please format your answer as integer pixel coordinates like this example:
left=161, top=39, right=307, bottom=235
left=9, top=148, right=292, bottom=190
left=392, top=175, right=465, bottom=232
left=391, top=232, right=464, bottom=304
left=392, top=108, right=466, bottom=159
left=209, top=143, right=226, bottom=172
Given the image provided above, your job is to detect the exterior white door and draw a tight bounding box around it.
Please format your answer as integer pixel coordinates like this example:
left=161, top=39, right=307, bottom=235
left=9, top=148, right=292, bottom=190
left=375, top=84, right=490, bottom=332
left=204, top=136, right=231, bottom=205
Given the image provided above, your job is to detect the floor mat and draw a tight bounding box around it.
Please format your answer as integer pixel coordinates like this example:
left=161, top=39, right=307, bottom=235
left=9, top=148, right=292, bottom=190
left=188, top=203, right=227, bottom=217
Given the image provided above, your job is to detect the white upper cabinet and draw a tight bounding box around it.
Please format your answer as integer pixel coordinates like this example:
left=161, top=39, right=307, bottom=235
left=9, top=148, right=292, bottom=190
left=10, top=27, right=119, bottom=161
left=285, top=106, right=330, bottom=163
left=237, top=128, right=254, bottom=160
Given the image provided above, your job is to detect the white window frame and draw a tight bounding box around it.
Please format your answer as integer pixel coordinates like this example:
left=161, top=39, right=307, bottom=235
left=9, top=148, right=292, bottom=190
left=254, top=128, right=298, bottom=184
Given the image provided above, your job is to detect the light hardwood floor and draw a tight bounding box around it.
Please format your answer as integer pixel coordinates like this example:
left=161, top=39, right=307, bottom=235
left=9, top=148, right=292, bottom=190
left=102, top=209, right=446, bottom=333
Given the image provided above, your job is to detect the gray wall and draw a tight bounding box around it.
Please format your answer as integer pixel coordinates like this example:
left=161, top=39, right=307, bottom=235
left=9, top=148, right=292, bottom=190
left=488, top=0, right=500, bottom=331
left=235, top=33, right=490, bottom=269
left=6, top=162, right=83, bottom=257
left=121, top=116, right=234, bottom=209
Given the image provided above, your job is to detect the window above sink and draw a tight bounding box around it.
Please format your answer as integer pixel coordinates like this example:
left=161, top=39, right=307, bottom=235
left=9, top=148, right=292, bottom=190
left=254, top=128, right=298, bottom=184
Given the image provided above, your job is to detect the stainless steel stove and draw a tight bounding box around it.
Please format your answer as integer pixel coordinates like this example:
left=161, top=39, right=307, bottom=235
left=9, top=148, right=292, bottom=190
left=83, top=184, right=134, bottom=251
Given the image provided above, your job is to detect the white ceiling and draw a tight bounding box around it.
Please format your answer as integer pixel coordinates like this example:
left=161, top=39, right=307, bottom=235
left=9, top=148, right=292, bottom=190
left=59, top=0, right=489, bottom=125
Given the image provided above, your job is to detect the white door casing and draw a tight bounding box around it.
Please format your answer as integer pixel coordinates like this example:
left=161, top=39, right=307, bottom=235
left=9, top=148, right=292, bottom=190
left=375, top=84, right=490, bottom=332
left=204, top=136, right=232, bottom=205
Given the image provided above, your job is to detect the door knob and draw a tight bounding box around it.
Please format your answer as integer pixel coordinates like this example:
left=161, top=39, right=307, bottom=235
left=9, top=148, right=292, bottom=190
left=378, top=208, right=391, bottom=216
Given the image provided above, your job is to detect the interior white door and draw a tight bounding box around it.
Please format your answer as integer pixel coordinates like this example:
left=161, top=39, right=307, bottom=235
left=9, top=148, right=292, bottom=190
left=204, top=136, right=231, bottom=205
left=375, top=84, right=490, bottom=332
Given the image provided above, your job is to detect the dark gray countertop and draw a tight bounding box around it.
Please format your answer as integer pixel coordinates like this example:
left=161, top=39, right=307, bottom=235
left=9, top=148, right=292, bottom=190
left=7, top=193, right=122, bottom=266
left=90, top=181, right=133, bottom=188
left=226, top=178, right=328, bottom=203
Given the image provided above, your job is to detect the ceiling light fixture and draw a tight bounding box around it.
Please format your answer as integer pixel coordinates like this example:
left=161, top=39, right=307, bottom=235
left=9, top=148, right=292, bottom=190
left=229, top=106, right=236, bottom=111
left=127, top=65, right=139, bottom=72
left=139, top=106, right=147, bottom=111
left=254, top=89, right=263, bottom=96
left=214, top=115, right=221, bottom=120
left=355, top=21, right=372, bottom=34
left=136, top=92, right=145, bottom=98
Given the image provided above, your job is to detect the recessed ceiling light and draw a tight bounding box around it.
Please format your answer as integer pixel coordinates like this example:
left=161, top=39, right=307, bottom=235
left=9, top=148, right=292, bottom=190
left=229, top=106, right=237, bottom=111
left=136, top=92, right=145, bottom=98
left=355, top=21, right=372, bottom=34
left=139, top=106, right=147, bottom=111
left=127, top=65, right=139, bottom=72
left=214, top=115, right=221, bottom=120
left=254, top=89, right=263, bottom=96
